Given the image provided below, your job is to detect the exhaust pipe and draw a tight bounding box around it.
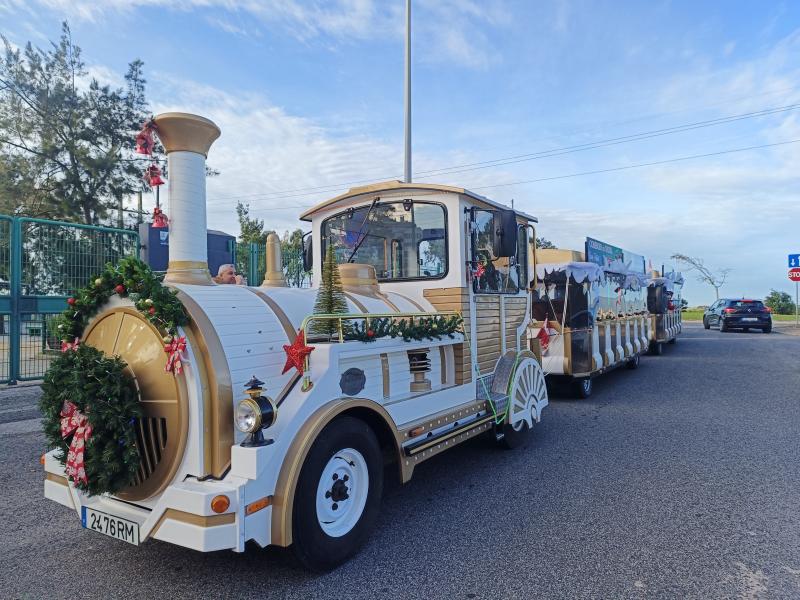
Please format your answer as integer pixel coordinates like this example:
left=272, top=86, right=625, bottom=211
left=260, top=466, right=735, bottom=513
left=153, top=112, right=221, bottom=285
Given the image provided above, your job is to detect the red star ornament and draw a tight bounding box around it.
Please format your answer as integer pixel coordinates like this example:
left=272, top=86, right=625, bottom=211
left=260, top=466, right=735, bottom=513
left=282, top=329, right=315, bottom=375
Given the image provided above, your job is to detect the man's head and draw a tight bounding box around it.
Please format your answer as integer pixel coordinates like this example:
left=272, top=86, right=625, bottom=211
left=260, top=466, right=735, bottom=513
left=217, top=264, right=238, bottom=284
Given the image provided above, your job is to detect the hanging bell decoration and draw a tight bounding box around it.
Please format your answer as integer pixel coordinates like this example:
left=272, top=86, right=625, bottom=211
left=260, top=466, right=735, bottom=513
left=135, top=120, right=157, bottom=155
left=146, top=164, right=165, bottom=187
left=152, top=206, right=169, bottom=228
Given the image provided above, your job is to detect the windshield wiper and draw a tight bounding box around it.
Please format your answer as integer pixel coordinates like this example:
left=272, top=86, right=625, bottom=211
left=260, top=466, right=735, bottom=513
left=347, top=197, right=379, bottom=263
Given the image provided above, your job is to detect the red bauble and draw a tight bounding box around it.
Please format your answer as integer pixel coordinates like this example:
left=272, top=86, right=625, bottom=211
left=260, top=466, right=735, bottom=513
left=367, top=329, right=375, bottom=337
left=282, top=329, right=315, bottom=375
left=114, top=284, right=126, bottom=295
left=67, top=297, right=76, bottom=306
left=148, top=306, right=156, bottom=315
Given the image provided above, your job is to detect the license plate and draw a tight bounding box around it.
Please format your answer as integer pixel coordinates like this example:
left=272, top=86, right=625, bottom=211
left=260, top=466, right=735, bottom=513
left=82, top=507, right=140, bottom=546
left=742, top=318, right=758, bottom=322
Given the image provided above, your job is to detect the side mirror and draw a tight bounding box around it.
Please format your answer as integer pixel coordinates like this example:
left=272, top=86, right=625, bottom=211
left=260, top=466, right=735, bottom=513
left=492, top=209, right=518, bottom=258
left=302, top=235, right=313, bottom=272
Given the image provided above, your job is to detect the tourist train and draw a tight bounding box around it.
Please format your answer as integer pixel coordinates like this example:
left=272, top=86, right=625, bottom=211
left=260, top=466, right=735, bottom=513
left=42, top=112, right=681, bottom=569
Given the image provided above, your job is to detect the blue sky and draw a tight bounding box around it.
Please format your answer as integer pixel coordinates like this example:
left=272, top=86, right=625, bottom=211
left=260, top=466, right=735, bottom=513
left=2, top=0, right=799, bottom=304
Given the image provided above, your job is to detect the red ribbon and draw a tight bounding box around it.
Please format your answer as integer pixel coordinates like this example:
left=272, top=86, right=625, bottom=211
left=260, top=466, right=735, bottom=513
left=60, top=337, right=80, bottom=353
left=152, top=206, right=169, bottom=228
left=60, top=401, right=92, bottom=486
left=474, top=262, right=485, bottom=279
left=164, top=336, right=187, bottom=375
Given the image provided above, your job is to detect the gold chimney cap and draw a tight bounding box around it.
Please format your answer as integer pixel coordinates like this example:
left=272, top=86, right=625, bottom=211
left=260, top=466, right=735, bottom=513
left=153, top=112, right=221, bottom=157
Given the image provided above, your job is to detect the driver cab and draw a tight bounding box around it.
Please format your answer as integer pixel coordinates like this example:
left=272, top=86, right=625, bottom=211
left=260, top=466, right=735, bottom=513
left=299, top=180, right=538, bottom=384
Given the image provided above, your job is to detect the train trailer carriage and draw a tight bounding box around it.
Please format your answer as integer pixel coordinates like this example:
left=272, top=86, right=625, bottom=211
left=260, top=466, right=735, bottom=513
left=42, top=112, right=549, bottom=570
left=646, top=271, right=684, bottom=354
left=529, top=248, right=649, bottom=399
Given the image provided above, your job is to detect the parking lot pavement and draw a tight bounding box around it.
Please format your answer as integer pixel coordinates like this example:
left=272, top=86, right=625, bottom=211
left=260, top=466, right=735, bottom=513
left=2, top=323, right=799, bottom=599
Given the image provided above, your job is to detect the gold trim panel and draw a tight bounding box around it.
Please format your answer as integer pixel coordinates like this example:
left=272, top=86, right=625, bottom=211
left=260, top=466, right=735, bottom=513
left=150, top=508, right=235, bottom=538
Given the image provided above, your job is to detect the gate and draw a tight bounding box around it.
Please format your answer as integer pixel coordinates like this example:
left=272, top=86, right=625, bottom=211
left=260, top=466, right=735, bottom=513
left=0, top=216, right=139, bottom=384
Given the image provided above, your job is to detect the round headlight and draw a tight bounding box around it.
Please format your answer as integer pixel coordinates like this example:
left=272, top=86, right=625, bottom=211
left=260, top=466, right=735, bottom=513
left=235, top=399, right=261, bottom=433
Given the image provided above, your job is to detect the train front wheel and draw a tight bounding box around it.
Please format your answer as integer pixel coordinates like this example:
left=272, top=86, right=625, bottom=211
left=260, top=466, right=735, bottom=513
left=291, top=416, right=383, bottom=571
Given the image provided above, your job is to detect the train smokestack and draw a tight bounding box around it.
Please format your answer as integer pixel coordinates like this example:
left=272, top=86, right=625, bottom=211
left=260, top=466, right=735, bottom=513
left=153, top=112, right=221, bottom=285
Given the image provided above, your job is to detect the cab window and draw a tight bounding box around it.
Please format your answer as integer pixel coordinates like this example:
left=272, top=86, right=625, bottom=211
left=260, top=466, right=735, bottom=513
left=471, top=210, right=525, bottom=294
left=321, top=201, right=447, bottom=281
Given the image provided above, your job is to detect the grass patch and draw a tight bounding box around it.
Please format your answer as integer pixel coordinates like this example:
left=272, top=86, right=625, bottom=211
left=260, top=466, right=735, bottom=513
left=681, top=310, right=798, bottom=322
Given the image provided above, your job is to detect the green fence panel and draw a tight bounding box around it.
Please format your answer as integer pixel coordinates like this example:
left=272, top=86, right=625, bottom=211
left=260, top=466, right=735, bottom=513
left=233, top=242, right=310, bottom=288
left=2, top=215, right=139, bottom=384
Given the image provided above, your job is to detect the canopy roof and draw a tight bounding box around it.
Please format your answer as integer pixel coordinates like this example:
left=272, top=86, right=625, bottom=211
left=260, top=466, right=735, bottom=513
left=536, top=261, right=605, bottom=284
left=299, top=180, right=538, bottom=222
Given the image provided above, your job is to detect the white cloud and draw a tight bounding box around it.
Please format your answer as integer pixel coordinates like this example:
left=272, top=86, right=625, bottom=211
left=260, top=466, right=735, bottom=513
left=15, top=0, right=510, bottom=69
left=143, top=71, right=510, bottom=236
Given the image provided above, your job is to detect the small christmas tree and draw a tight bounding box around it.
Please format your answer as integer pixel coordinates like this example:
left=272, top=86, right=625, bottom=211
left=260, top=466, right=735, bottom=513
left=311, top=245, right=350, bottom=337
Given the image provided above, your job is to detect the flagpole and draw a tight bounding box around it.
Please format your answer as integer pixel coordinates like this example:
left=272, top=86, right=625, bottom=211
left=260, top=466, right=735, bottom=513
left=403, top=0, right=412, bottom=183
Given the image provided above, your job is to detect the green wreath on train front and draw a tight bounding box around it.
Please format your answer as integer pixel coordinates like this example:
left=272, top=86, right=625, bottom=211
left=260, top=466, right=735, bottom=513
left=41, top=258, right=189, bottom=496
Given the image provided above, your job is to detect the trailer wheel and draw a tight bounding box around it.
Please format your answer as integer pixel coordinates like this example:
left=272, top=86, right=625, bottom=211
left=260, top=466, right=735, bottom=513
left=291, top=416, right=383, bottom=571
left=668, top=337, right=677, bottom=344
left=649, top=342, right=663, bottom=356
left=500, top=357, right=548, bottom=449
left=626, top=354, right=640, bottom=369
left=574, top=377, right=593, bottom=399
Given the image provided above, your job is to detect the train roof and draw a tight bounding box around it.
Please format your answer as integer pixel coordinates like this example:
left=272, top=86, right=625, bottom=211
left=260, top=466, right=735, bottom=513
left=299, top=180, right=537, bottom=223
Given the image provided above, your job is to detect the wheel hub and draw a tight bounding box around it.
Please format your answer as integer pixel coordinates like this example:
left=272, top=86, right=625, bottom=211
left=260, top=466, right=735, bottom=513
left=315, top=448, right=369, bottom=537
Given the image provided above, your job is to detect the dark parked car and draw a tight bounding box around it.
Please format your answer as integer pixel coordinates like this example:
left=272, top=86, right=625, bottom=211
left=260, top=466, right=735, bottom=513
left=703, top=299, right=772, bottom=333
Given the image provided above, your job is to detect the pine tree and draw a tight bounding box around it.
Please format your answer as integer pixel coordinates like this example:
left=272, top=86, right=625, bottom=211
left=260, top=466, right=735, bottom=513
left=311, top=245, right=349, bottom=337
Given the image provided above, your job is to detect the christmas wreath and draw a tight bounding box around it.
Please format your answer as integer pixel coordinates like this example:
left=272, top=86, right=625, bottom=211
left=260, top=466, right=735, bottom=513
left=40, top=344, right=142, bottom=495
left=42, top=258, right=190, bottom=495
left=54, top=256, right=189, bottom=346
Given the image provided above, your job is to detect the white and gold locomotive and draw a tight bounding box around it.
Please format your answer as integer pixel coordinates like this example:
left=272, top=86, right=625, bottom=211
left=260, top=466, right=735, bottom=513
left=43, top=112, right=548, bottom=569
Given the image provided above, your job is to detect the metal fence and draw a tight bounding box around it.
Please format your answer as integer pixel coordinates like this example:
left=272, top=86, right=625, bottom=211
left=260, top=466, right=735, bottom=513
left=0, top=215, right=139, bottom=384
left=234, top=243, right=311, bottom=288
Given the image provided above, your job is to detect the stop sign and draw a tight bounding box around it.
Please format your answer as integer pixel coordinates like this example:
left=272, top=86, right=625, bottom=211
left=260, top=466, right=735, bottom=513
left=789, top=268, right=800, bottom=281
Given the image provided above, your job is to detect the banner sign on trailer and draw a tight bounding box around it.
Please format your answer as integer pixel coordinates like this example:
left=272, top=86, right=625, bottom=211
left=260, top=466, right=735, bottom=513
left=585, top=237, right=646, bottom=274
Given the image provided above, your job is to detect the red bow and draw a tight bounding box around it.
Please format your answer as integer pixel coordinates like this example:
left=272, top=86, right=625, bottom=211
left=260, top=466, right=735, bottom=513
left=164, top=336, right=187, bottom=375
left=474, top=262, right=485, bottom=279
left=152, top=207, right=169, bottom=228
left=60, top=401, right=92, bottom=486
left=135, top=120, right=157, bottom=155
left=60, top=337, right=80, bottom=353
left=536, top=317, right=551, bottom=352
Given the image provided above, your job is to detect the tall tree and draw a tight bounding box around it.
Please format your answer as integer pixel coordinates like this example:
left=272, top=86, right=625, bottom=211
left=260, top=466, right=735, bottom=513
left=536, top=237, right=557, bottom=249
left=670, top=253, right=730, bottom=300
left=236, top=201, right=274, bottom=244
left=0, top=23, right=155, bottom=223
left=764, top=289, right=795, bottom=315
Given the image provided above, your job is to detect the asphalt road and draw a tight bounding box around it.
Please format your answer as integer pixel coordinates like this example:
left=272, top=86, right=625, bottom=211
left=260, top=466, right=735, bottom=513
left=2, top=324, right=799, bottom=599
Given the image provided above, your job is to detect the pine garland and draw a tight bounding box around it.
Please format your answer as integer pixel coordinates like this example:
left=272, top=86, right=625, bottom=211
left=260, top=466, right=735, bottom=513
left=53, top=256, right=189, bottom=343
left=347, top=314, right=463, bottom=343
left=310, top=245, right=350, bottom=337
left=40, top=345, right=142, bottom=496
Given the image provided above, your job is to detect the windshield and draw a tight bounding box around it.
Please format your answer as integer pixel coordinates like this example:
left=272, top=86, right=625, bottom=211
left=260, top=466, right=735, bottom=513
left=728, top=300, right=764, bottom=309
left=321, top=201, right=447, bottom=280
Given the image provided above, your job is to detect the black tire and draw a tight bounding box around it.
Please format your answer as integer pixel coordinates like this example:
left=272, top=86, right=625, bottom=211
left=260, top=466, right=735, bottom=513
left=291, top=416, right=383, bottom=571
left=668, top=337, right=676, bottom=344
left=703, top=317, right=710, bottom=330
left=763, top=326, right=772, bottom=334
left=574, top=378, right=592, bottom=399
left=743, top=327, right=749, bottom=333
left=718, top=319, right=727, bottom=332
left=626, top=354, right=640, bottom=369
left=498, top=421, right=530, bottom=449
left=649, top=342, right=663, bottom=356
